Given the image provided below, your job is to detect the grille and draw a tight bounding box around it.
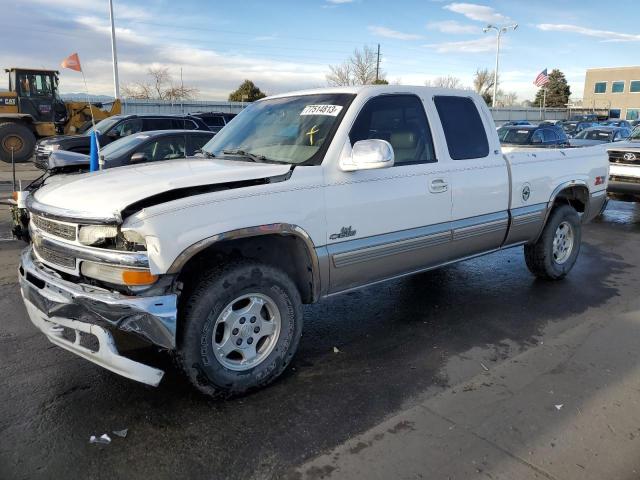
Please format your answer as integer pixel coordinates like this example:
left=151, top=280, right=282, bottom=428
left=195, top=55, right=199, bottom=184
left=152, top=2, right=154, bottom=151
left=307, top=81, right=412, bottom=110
left=610, top=175, right=640, bottom=185
left=608, top=150, right=640, bottom=166
left=32, top=215, right=77, bottom=241
left=34, top=244, right=76, bottom=269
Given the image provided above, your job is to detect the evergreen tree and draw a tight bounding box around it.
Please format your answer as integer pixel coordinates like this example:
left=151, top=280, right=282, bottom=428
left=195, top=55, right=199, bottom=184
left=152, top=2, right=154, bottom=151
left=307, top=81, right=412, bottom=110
left=534, top=69, right=571, bottom=108
left=228, top=80, right=267, bottom=102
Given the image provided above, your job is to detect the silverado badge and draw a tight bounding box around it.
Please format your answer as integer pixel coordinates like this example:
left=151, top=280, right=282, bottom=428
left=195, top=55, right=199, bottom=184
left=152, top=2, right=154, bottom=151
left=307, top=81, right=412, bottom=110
left=330, top=226, right=356, bottom=240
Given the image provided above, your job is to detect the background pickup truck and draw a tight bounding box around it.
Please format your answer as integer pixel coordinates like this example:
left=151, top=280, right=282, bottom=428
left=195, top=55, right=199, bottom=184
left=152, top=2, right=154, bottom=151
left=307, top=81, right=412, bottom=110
left=19, top=86, right=609, bottom=397
left=606, top=128, right=640, bottom=201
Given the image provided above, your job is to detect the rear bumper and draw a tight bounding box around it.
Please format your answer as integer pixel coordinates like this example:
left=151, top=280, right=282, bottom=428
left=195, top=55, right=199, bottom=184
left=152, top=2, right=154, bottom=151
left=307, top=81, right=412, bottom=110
left=18, top=246, right=178, bottom=386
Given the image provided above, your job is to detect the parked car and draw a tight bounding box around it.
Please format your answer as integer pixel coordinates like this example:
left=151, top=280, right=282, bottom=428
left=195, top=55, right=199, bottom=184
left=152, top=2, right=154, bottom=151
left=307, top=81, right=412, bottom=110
left=600, top=119, right=632, bottom=129
left=34, top=114, right=210, bottom=169
left=630, top=120, right=640, bottom=128
left=11, top=130, right=215, bottom=241
left=190, top=112, right=237, bottom=134
left=606, top=127, right=640, bottom=201
left=561, top=121, right=598, bottom=138
left=19, top=86, right=608, bottom=396
left=498, top=125, right=569, bottom=147
left=568, top=126, right=631, bottom=147
left=538, top=120, right=563, bottom=127
left=569, top=114, right=599, bottom=122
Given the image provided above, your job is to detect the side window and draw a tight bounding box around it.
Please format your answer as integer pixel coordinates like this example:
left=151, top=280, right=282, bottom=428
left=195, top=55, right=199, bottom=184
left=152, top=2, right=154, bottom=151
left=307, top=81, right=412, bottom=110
left=170, top=119, right=198, bottom=129
left=433, top=96, right=489, bottom=160
left=205, top=116, right=226, bottom=128
left=542, top=129, right=557, bottom=142
left=531, top=130, right=544, bottom=144
left=142, top=118, right=173, bottom=131
left=137, top=136, right=185, bottom=162
left=349, top=95, right=436, bottom=165
left=111, top=118, right=142, bottom=137
left=186, top=134, right=212, bottom=155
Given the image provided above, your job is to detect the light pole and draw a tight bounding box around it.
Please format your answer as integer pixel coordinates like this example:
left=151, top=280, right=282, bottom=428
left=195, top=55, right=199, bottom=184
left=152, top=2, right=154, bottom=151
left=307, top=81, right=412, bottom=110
left=108, top=0, right=120, bottom=99
left=483, top=23, right=517, bottom=108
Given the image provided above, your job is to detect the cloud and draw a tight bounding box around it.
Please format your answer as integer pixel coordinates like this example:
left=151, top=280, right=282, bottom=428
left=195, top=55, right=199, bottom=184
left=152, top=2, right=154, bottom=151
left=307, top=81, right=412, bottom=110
left=427, top=20, right=479, bottom=34
left=443, top=3, right=511, bottom=24
left=368, top=26, right=423, bottom=41
left=537, top=24, right=640, bottom=42
left=424, top=36, right=496, bottom=53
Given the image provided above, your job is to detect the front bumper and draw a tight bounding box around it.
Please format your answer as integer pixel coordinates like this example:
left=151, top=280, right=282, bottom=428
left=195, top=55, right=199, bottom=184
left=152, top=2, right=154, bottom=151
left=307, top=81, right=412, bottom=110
left=608, top=164, right=640, bottom=196
left=18, top=246, right=178, bottom=386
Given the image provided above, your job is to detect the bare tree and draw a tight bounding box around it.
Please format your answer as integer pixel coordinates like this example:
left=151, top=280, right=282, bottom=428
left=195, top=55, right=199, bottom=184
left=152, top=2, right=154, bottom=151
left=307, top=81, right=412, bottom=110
left=499, top=91, right=518, bottom=107
left=473, top=68, right=495, bottom=105
left=425, top=76, right=463, bottom=89
left=122, top=67, right=199, bottom=101
left=327, top=46, right=385, bottom=86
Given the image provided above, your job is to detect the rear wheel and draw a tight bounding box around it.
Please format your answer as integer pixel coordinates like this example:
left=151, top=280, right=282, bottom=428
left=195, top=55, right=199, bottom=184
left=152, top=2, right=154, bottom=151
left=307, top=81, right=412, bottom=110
left=0, top=122, right=36, bottom=163
left=177, top=261, right=303, bottom=397
left=524, top=204, right=581, bottom=280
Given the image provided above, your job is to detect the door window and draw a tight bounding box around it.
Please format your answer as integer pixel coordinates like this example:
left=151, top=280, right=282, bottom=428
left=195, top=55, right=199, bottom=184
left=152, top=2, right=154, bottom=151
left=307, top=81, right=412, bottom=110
left=143, top=118, right=174, bottom=131
left=171, top=119, right=199, bottom=129
left=433, top=96, right=489, bottom=160
left=186, top=134, right=213, bottom=155
left=111, top=118, right=142, bottom=137
left=349, top=95, right=436, bottom=165
left=136, top=136, right=185, bottom=162
left=542, top=129, right=557, bottom=143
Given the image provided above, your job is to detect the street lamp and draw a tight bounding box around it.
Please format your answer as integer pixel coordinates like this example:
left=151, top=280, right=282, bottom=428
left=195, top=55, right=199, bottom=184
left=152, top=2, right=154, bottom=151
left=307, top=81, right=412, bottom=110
left=483, top=23, right=518, bottom=108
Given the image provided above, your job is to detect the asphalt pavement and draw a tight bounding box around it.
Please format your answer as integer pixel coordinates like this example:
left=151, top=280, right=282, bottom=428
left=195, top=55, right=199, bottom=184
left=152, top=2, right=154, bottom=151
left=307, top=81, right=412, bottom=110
left=1, top=194, right=640, bottom=480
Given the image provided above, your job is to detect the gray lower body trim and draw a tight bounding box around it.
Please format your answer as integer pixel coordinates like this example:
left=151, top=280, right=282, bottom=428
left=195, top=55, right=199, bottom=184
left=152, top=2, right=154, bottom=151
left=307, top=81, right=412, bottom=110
left=504, top=203, right=547, bottom=246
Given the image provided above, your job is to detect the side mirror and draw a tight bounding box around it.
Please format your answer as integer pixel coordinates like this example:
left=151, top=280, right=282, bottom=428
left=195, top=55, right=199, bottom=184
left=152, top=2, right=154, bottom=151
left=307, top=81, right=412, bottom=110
left=340, top=139, right=394, bottom=172
left=130, top=152, right=148, bottom=164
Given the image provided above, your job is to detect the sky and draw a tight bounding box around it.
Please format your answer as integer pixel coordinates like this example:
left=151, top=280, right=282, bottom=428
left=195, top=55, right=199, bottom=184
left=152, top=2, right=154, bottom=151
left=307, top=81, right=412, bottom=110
left=1, top=0, right=639, bottom=102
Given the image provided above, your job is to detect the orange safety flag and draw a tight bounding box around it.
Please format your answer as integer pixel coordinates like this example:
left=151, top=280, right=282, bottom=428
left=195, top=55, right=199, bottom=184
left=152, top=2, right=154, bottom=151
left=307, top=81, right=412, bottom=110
left=60, top=53, right=82, bottom=72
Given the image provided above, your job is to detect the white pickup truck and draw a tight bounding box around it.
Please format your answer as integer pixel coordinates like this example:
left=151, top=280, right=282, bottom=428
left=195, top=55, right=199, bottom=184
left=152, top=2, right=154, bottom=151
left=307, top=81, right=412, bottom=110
left=19, top=86, right=608, bottom=397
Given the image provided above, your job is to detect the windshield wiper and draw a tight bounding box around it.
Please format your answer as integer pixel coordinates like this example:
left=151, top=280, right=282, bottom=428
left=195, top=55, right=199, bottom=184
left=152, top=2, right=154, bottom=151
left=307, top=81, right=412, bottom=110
left=222, top=149, right=267, bottom=162
left=201, top=150, right=216, bottom=158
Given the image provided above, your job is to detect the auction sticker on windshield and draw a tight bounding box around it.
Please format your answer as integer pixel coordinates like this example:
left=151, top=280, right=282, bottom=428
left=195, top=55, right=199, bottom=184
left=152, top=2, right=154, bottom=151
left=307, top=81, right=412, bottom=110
left=300, top=105, right=343, bottom=116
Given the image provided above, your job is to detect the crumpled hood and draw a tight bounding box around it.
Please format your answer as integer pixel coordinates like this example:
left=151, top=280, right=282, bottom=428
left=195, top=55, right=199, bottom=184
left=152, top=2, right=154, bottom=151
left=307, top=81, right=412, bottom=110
left=32, top=158, right=291, bottom=222
left=39, top=134, right=90, bottom=149
left=47, top=150, right=90, bottom=170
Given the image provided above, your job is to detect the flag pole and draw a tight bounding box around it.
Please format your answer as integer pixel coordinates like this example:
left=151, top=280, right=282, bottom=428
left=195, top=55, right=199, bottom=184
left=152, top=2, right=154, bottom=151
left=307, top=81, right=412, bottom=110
left=80, top=69, right=102, bottom=169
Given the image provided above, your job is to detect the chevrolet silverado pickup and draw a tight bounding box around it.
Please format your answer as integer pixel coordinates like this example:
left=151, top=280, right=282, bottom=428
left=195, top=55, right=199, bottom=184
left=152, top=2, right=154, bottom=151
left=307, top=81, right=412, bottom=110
left=19, top=86, right=609, bottom=397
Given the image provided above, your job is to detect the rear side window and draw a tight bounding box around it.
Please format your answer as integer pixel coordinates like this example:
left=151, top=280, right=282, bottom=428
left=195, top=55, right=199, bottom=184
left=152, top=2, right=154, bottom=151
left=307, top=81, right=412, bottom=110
left=143, top=118, right=173, bottom=130
left=170, top=118, right=199, bottom=129
left=205, top=116, right=226, bottom=127
left=433, top=96, right=489, bottom=160
left=186, top=134, right=213, bottom=155
left=349, top=95, right=436, bottom=165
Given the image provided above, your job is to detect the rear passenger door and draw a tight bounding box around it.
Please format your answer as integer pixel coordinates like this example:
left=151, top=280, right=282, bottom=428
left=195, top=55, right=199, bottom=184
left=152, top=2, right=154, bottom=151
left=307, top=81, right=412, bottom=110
left=324, top=94, right=453, bottom=293
left=433, top=95, right=510, bottom=258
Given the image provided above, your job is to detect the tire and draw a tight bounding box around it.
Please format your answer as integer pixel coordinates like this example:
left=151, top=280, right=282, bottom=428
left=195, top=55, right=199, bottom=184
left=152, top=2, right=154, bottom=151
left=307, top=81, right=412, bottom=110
left=177, top=261, right=303, bottom=397
left=524, top=204, right=581, bottom=280
left=0, top=122, right=36, bottom=163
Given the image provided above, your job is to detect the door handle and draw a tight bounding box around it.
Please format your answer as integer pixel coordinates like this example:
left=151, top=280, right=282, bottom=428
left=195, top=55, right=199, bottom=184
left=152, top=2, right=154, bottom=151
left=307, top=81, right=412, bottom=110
left=429, top=178, right=448, bottom=193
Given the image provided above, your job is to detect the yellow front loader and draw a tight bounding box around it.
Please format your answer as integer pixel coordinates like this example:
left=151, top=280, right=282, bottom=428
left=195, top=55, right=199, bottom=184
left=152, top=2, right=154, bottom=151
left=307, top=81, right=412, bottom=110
left=0, top=68, right=120, bottom=162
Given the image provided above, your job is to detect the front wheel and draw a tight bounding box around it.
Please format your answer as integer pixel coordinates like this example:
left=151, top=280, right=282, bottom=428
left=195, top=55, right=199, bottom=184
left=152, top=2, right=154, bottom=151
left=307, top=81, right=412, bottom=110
left=524, top=204, right=581, bottom=280
left=177, top=261, right=303, bottom=397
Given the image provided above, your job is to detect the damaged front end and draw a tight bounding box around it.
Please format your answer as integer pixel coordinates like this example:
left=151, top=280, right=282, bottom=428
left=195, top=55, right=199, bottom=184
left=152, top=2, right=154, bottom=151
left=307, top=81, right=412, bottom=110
left=19, top=196, right=178, bottom=386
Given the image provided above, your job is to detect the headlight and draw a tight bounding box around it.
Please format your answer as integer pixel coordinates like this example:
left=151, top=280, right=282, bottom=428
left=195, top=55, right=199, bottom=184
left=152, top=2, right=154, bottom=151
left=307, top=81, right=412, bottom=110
left=42, top=144, right=59, bottom=152
left=81, top=261, right=158, bottom=286
left=78, top=225, right=118, bottom=245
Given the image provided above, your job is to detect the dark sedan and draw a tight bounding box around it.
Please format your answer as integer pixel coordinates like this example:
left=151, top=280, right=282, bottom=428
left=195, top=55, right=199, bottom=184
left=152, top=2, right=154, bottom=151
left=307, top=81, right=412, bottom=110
left=561, top=121, right=598, bottom=138
left=38, top=130, right=215, bottom=173
left=568, top=126, right=631, bottom=147
left=497, top=125, right=569, bottom=147
left=34, top=113, right=210, bottom=169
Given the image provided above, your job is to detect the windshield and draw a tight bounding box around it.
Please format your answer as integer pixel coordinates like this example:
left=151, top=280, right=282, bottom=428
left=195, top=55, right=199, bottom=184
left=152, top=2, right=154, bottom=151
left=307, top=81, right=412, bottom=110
left=84, top=116, right=122, bottom=136
left=575, top=129, right=612, bottom=141
left=201, top=93, right=355, bottom=165
left=500, top=128, right=533, bottom=145
left=99, top=133, right=147, bottom=158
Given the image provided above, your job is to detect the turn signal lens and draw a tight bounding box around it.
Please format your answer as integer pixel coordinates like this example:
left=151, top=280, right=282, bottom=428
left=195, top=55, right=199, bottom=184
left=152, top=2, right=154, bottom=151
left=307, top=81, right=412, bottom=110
left=81, top=261, right=158, bottom=286
left=122, top=270, right=158, bottom=286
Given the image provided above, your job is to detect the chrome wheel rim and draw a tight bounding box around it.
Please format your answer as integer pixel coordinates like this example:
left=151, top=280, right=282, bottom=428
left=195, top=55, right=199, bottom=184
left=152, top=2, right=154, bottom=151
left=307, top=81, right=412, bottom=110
left=552, top=221, right=574, bottom=264
left=212, top=293, right=281, bottom=371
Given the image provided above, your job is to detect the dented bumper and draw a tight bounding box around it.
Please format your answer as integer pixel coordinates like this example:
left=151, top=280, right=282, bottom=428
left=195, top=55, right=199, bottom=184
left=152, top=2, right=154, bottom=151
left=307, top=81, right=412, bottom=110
left=18, top=246, right=178, bottom=386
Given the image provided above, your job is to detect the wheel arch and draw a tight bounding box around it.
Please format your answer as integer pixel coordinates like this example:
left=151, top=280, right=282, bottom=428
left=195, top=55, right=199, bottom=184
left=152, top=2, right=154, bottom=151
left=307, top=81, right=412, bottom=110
left=169, top=224, right=322, bottom=304
left=534, top=180, right=590, bottom=242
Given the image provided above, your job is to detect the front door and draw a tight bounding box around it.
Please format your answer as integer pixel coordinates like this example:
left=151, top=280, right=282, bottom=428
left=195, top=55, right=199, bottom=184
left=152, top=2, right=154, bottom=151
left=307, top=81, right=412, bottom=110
left=324, top=94, right=453, bottom=294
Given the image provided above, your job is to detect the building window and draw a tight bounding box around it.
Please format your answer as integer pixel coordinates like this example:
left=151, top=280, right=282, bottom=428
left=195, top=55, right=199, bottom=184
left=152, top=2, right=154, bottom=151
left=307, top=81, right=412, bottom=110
left=594, top=82, right=607, bottom=94
left=610, top=109, right=621, bottom=119
left=626, top=109, right=640, bottom=120
left=612, top=81, right=625, bottom=93
left=631, top=81, right=640, bottom=93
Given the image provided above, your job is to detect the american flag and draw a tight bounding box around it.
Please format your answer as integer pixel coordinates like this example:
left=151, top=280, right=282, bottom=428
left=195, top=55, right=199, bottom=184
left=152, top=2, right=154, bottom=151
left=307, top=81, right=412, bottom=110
left=534, top=69, right=550, bottom=87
